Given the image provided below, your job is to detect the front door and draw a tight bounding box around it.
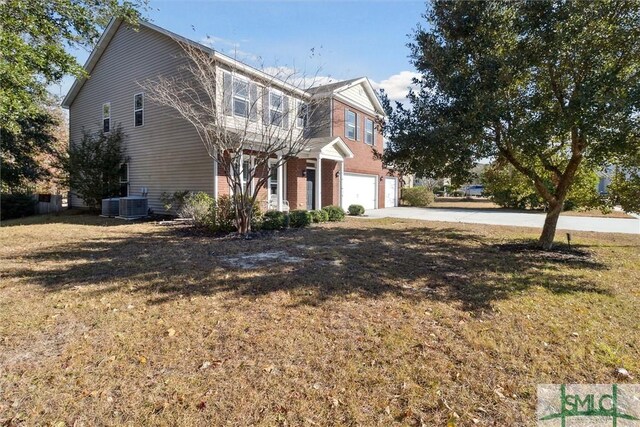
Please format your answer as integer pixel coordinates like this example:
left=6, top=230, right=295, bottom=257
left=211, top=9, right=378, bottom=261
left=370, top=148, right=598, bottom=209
left=306, top=169, right=315, bottom=210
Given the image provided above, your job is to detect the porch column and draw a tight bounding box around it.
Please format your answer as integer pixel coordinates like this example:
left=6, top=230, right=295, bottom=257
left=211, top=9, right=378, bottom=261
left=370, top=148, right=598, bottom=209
left=315, top=155, right=322, bottom=209
left=339, top=160, right=345, bottom=208
left=277, top=155, right=284, bottom=211
left=213, top=148, right=219, bottom=199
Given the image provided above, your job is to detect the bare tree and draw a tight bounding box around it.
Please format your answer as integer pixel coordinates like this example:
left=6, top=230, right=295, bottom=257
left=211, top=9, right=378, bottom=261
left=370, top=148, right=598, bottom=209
left=142, top=40, right=330, bottom=234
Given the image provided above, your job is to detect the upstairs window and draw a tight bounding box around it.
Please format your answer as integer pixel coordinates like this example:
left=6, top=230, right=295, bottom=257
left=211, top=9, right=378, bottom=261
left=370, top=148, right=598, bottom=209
left=296, top=101, right=308, bottom=128
left=269, top=91, right=283, bottom=127
left=233, top=77, right=249, bottom=117
left=102, top=102, right=111, bottom=133
left=364, top=118, right=374, bottom=145
left=345, top=110, right=356, bottom=140
left=134, top=93, right=144, bottom=127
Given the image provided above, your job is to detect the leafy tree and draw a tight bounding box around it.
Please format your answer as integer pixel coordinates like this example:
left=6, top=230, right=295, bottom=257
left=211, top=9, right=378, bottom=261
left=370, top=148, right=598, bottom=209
left=64, top=126, right=126, bottom=210
left=483, top=157, right=600, bottom=211
left=0, top=0, right=146, bottom=133
left=381, top=1, right=640, bottom=248
left=607, top=154, right=640, bottom=213
left=1, top=110, right=59, bottom=193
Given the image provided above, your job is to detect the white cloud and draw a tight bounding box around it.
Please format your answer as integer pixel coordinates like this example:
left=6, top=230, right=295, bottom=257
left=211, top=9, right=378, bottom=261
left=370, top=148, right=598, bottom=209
left=262, top=66, right=336, bottom=90
left=371, top=71, right=420, bottom=103
left=200, top=35, right=260, bottom=63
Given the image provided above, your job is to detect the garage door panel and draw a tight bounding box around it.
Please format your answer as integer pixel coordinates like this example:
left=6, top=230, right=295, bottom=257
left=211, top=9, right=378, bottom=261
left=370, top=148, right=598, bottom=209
left=342, top=173, right=376, bottom=210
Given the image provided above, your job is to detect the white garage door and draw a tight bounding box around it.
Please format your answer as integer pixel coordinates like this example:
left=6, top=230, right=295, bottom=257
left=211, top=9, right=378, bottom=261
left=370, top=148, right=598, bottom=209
left=342, top=173, right=377, bottom=210
left=385, top=177, right=397, bottom=207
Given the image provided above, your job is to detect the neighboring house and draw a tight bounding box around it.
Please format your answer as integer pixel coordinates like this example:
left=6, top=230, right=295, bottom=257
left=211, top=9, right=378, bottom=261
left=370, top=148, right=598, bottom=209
left=61, top=19, right=400, bottom=213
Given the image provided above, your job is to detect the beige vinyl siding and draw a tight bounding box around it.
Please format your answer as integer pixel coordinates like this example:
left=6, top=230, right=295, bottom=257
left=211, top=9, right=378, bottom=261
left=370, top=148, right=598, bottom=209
left=340, top=84, right=376, bottom=113
left=68, top=23, right=213, bottom=213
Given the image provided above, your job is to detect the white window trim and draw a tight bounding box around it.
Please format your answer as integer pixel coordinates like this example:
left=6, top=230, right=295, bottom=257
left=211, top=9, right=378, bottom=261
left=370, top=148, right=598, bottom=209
left=232, top=74, right=250, bottom=118
left=296, top=100, right=307, bottom=129
left=269, top=89, right=284, bottom=127
left=134, top=93, right=144, bottom=127
left=239, top=154, right=255, bottom=194
left=102, top=102, right=111, bottom=133
left=268, top=159, right=279, bottom=197
left=119, top=162, right=129, bottom=183
left=364, top=117, right=374, bottom=145
left=345, top=109, right=356, bottom=140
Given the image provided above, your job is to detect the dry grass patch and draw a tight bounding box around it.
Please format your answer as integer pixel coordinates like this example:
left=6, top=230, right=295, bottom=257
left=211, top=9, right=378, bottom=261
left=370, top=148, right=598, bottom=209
left=0, top=212, right=639, bottom=426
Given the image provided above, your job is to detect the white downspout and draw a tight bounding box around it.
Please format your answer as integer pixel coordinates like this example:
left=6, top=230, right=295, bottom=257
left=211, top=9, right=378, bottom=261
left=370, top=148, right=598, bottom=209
left=316, top=155, right=322, bottom=209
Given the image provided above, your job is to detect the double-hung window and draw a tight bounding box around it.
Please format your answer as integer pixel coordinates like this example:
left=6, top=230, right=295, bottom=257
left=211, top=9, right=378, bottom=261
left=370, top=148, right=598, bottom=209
left=233, top=77, right=249, bottom=117
left=134, top=93, right=144, bottom=127
left=296, top=101, right=307, bottom=128
left=364, top=118, right=374, bottom=145
left=269, top=91, right=283, bottom=127
left=345, top=110, right=356, bottom=140
left=102, top=103, right=111, bottom=133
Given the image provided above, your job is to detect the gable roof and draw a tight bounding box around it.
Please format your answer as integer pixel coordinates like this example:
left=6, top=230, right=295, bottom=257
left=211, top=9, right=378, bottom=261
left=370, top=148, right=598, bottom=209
left=62, top=18, right=310, bottom=108
left=306, top=78, right=361, bottom=95
left=61, top=18, right=386, bottom=119
left=308, top=77, right=386, bottom=117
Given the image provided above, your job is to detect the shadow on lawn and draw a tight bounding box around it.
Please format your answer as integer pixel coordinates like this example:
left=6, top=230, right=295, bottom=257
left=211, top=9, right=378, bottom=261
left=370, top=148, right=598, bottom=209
left=2, top=220, right=611, bottom=311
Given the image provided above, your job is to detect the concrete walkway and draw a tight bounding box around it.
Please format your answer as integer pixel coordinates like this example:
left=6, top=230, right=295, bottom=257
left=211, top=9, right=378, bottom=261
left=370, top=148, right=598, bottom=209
left=366, top=207, right=640, bottom=235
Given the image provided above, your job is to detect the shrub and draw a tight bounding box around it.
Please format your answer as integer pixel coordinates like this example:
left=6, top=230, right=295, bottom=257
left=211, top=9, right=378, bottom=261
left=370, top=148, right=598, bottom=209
left=179, top=192, right=214, bottom=228
left=262, top=210, right=287, bottom=230
left=0, top=193, right=36, bottom=220
left=160, top=190, right=190, bottom=213
left=348, top=204, right=365, bottom=216
left=401, top=187, right=435, bottom=207
left=322, top=205, right=345, bottom=222
left=309, top=209, right=328, bottom=223
left=65, top=126, right=126, bottom=210
left=211, top=195, right=236, bottom=232
left=289, top=210, right=312, bottom=228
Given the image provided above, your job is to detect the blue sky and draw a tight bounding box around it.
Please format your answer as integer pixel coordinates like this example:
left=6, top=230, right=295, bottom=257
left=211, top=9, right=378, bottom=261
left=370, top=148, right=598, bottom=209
left=51, top=0, right=427, bottom=102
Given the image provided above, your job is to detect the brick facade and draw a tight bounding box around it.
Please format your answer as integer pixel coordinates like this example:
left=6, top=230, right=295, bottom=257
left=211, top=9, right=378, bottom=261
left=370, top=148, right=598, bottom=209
left=286, top=158, right=308, bottom=210
left=332, top=99, right=392, bottom=208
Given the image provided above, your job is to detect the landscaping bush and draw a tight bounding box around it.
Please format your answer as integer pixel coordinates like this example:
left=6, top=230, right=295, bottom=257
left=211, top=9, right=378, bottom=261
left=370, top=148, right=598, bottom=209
left=401, top=186, right=435, bottom=207
left=178, top=192, right=214, bottom=228
left=289, top=210, right=312, bottom=228
left=322, top=205, right=345, bottom=222
left=309, top=209, right=328, bottom=223
left=210, top=195, right=235, bottom=232
left=348, top=204, right=365, bottom=216
left=0, top=193, right=36, bottom=220
left=160, top=190, right=190, bottom=213
left=262, top=210, right=287, bottom=230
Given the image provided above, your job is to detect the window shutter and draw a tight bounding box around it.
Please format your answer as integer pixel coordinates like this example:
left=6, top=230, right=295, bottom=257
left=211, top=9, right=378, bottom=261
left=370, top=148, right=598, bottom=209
left=249, top=83, right=258, bottom=122
left=356, top=113, right=361, bottom=141
left=282, top=95, right=290, bottom=130
left=262, top=88, right=270, bottom=124
left=222, top=72, right=232, bottom=116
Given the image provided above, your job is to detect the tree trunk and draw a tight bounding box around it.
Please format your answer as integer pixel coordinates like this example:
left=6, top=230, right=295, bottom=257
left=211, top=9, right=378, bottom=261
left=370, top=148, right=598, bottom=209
left=237, top=214, right=250, bottom=236
left=539, top=200, right=563, bottom=250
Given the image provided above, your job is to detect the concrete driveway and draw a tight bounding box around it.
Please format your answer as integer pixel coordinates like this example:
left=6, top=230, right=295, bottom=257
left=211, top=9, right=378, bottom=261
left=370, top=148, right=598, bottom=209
left=366, top=207, right=640, bottom=235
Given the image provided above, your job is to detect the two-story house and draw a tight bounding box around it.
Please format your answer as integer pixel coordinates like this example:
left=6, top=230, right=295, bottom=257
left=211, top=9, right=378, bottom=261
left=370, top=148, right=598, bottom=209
left=62, top=19, right=400, bottom=213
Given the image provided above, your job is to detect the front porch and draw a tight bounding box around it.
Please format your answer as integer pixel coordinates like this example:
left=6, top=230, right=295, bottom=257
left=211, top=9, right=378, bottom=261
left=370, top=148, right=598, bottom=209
left=215, top=137, right=354, bottom=212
